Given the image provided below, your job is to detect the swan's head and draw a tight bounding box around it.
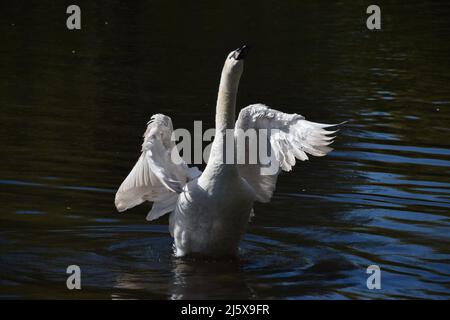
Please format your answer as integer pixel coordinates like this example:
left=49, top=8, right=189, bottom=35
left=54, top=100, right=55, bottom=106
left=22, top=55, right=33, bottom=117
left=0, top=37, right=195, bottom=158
left=223, top=45, right=249, bottom=78
left=228, top=45, right=249, bottom=61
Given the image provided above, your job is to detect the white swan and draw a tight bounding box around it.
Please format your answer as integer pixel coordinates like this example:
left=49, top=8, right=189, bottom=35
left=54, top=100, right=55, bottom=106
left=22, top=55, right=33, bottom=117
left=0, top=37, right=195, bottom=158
left=115, top=46, right=339, bottom=257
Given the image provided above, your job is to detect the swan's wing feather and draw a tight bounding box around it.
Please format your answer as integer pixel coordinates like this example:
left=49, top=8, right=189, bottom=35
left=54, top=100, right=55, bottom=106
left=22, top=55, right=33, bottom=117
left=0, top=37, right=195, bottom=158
left=114, top=154, right=168, bottom=212
left=238, top=163, right=279, bottom=203
left=146, top=192, right=179, bottom=221
left=115, top=114, right=201, bottom=216
left=143, top=137, right=184, bottom=193
left=235, top=104, right=340, bottom=203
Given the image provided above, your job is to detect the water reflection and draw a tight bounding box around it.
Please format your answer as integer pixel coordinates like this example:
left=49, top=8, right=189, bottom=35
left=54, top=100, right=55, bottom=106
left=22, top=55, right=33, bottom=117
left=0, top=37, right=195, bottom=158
left=169, top=258, right=251, bottom=300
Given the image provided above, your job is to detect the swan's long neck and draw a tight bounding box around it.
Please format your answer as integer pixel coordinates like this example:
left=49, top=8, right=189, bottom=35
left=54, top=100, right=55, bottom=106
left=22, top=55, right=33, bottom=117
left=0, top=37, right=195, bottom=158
left=215, top=68, right=240, bottom=133
left=201, top=62, right=242, bottom=181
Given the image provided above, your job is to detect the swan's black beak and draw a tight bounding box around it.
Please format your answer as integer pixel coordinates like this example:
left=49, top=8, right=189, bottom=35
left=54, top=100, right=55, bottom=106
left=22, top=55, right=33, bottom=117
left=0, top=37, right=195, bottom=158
left=234, top=45, right=249, bottom=60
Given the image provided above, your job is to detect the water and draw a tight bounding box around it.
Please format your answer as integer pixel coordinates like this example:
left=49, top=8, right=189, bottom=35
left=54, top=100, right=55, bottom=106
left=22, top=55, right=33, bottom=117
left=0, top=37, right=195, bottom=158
left=1, top=1, right=449, bottom=299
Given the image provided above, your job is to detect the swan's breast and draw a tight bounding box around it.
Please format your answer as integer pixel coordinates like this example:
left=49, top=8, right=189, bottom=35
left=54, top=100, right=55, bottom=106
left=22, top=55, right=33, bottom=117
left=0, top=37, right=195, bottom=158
left=170, top=174, right=254, bottom=257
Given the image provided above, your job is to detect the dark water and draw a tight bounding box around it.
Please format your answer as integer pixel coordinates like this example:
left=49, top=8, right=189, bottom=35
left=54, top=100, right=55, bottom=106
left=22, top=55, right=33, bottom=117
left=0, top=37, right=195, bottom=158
left=1, top=1, right=450, bottom=299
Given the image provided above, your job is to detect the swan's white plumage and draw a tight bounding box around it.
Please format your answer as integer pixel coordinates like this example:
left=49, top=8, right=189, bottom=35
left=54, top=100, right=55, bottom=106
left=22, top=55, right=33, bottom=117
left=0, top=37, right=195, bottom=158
left=114, top=114, right=201, bottom=220
left=114, top=47, right=341, bottom=257
left=235, top=104, right=338, bottom=202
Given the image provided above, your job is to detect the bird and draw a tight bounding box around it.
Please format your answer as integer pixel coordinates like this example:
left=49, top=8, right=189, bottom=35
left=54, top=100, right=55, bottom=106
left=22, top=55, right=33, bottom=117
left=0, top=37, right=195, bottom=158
left=115, top=45, right=340, bottom=258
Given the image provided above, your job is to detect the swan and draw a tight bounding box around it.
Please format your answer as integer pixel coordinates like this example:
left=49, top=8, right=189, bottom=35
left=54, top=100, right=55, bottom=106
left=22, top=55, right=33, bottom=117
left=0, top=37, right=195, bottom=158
left=115, top=45, right=340, bottom=257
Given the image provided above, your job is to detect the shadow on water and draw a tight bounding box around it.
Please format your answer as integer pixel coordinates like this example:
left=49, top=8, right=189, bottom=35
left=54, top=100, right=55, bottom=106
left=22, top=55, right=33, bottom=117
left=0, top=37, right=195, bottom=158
left=1, top=1, right=450, bottom=299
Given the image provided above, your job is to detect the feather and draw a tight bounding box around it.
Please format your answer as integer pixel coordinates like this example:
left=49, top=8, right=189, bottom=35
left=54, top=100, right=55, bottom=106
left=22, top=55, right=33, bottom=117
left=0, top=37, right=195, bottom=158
left=115, top=113, right=202, bottom=218
left=236, top=104, right=343, bottom=203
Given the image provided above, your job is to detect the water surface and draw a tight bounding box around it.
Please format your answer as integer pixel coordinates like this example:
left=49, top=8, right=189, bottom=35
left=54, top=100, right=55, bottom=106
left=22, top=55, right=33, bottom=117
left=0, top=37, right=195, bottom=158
left=1, top=1, right=449, bottom=299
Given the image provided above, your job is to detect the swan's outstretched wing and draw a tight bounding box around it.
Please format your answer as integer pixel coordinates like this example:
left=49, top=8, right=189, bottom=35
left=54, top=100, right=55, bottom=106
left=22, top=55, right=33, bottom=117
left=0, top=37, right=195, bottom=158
left=235, top=104, right=339, bottom=203
left=115, top=114, right=201, bottom=220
